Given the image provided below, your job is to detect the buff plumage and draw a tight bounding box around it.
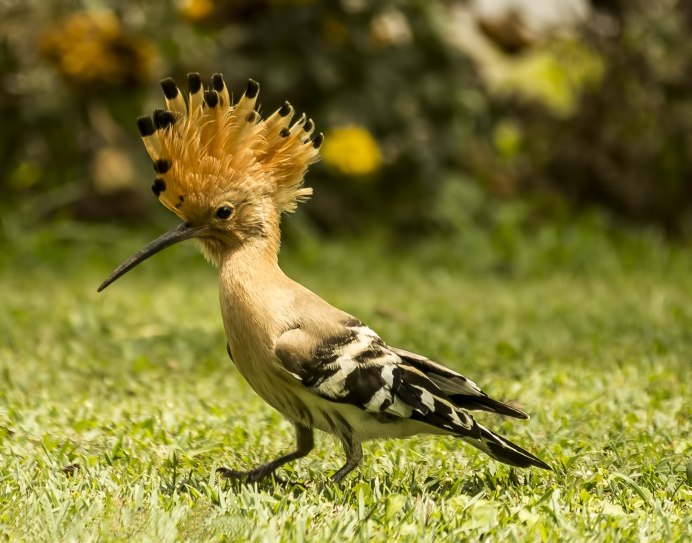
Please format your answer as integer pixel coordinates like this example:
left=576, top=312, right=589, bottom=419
left=99, top=72, right=550, bottom=483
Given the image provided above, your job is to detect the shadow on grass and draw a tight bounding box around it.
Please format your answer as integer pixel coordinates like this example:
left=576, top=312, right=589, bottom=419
left=157, top=457, right=554, bottom=506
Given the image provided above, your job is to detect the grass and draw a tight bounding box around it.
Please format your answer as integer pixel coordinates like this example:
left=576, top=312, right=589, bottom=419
left=0, top=213, right=690, bottom=542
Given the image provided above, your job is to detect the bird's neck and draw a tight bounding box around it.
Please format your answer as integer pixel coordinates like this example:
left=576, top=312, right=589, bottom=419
left=221, top=234, right=283, bottom=283
left=217, top=233, right=296, bottom=382
left=217, top=229, right=292, bottom=331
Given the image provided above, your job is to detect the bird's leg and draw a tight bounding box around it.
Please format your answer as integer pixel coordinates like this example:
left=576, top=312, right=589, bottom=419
left=218, top=424, right=314, bottom=484
left=331, top=437, right=363, bottom=483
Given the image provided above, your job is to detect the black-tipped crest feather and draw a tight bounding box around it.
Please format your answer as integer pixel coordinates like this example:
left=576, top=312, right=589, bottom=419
left=137, top=116, right=155, bottom=137
left=160, top=78, right=178, bottom=99
left=187, top=72, right=202, bottom=93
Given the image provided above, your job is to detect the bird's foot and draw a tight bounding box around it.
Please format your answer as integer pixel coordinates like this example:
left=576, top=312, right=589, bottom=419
left=216, top=466, right=286, bottom=485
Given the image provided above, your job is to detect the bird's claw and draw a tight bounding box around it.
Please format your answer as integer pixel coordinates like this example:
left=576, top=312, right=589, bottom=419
left=216, top=466, right=287, bottom=486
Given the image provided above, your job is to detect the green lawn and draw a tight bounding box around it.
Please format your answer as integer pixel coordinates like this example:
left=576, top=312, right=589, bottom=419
left=0, top=216, right=690, bottom=542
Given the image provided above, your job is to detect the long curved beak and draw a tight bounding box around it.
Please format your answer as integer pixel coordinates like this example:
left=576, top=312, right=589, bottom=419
left=97, top=222, right=208, bottom=292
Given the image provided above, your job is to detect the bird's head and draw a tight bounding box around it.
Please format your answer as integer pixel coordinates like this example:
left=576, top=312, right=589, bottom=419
left=98, top=72, right=322, bottom=292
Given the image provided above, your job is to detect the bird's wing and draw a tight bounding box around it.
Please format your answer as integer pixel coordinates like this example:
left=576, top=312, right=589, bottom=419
left=275, top=319, right=483, bottom=436
left=389, top=347, right=529, bottom=419
left=275, top=318, right=551, bottom=470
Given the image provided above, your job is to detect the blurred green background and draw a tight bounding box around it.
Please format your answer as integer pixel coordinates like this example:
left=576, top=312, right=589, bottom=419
left=1, top=0, right=690, bottom=240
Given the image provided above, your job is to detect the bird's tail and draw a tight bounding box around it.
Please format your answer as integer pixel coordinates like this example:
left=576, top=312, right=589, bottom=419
left=463, top=424, right=552, bottom=470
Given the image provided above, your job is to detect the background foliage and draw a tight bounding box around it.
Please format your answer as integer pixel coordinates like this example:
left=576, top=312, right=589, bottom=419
left=1, top=0, right=690, bottom=237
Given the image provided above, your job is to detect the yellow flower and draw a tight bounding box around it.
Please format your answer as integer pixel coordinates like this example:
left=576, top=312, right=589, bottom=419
left=321, top=125, right=382, bottom=177
left=178, top=0, right=216, bottom=24
left=39, top=11, right=155, bottom=89
left=179, top=0, right=311, bottom=25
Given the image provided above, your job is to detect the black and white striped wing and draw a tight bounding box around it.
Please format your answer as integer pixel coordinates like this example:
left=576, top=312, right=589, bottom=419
left=275, top=320, right=480, bottom=436
left=275, top=319, right=552, bottom=470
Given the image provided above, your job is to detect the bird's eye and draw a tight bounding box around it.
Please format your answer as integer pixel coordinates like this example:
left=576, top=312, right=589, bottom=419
left=215, top=205, right=234, bottom=220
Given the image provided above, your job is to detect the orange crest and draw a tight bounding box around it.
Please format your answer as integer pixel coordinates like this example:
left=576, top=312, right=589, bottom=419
left=137, top=73, right=322, bottom=218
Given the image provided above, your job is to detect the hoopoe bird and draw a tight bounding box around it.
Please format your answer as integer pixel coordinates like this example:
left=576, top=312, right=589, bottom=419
left=98, top=72, right=551, bottom=482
